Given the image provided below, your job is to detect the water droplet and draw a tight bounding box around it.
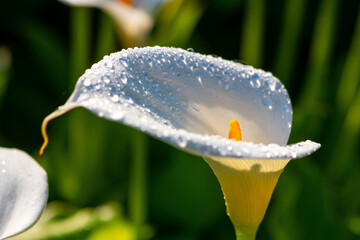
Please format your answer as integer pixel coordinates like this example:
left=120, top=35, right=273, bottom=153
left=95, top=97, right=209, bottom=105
left=111, top=95, right=119, bottom=102
left=162, top=72, right=170, bottom=81
left=224, top=81, right=231, bottom=90
left=102, top=76, right=110, bottom=84
left=160, top=54, right=166, bottom=62
left=206, top=88, right=217, bottom=98
left=110, top=111, right=124, bottom=120
left=119, top=58, right=128, bottom=67
left=262, top=95, right=273, bottom=109
left=265, top=78, right=277, bottom=91
left=191, top=103, right=200, bottom=112
left=147, top=58, right=153, bottom=66
left=193, top=68, right=202, bottom=84
left=85, top=69, right=93, bottom=75
left=283, top=105, right=290, bottom=112
left=248, top=73, right=261, bottom=88
left=120, top=71, right=128, bottom=84
left=180, top=54, right=186, bottom=63
left=83, top=78, right=91, bottom=86
left=177, top=136, right=187, bottom=148
left=187, top=48, right=194, bottom=52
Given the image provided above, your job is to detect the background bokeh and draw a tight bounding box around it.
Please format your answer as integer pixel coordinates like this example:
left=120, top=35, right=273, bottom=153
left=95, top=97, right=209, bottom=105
left=1, top=0, right=360, bottom=239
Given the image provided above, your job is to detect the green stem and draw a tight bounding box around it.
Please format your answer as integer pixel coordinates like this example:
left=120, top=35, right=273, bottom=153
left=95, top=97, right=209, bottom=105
left=95, top=12, right=116, bottom=61
left=293, top=0, right=338, bottom=138
left=69, top=7, right=91, bottom=88
left=240, top=0, right=265, bottom=67
left=129, top=130, right=148, bottom=239
left=235, top=227, right=257, bottom=240
left=64, top=7, right=92, bottom=203
left=273, top=0, right=306, bottom=86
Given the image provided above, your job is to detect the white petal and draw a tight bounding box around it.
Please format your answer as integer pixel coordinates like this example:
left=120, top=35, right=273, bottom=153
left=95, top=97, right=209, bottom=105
left=0, top=148, right=48, bottom=239
left=101, top=2, right=153, bottom=40
left=59, top=0, right=113, bottom=7
left=46, top=47, right=320, bottom=159
left=59, top=0, right=153, bottom=42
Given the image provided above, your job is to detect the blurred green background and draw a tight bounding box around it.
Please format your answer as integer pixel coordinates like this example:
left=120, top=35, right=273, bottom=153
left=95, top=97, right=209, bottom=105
left=1, top=0, right=360, bottom=239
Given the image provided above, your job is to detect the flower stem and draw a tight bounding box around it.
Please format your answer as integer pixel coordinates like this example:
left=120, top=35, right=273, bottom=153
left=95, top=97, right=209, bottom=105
left=235, top=227, right=257, bottom=240
left=129, top=130, right=148, bottom=239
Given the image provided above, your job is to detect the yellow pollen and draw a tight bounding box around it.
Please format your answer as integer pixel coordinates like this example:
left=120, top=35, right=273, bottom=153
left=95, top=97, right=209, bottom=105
left=228, top=119, right=242, bottom=141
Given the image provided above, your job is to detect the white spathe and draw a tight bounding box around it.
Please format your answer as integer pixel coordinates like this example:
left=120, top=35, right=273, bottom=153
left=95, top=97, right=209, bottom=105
left=43, top=46, right=319, bottom=159
left=0, top=147, right=48, bottom=240
left=40, top=46, right=320, bottom=238
left=59, top=0, right=154, bottom=43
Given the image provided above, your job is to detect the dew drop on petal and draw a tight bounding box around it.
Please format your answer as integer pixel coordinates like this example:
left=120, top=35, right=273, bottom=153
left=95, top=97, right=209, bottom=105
left=262, top=95, right=273, bottom=109
left=206, top=88, right=217, bottom=98
left=83, top=78, right=91, bottom=86
left=266, top=78, right=277, bottom=91
left=120, top=72, right=128, bottom=84
left=224, top=81, right=231, bottom=90
left=119, top=58, right=128, bottom=67
left=193, top=68, right=202, bottom=84
left=111, top=95, right=119, bottom=102
left=283, top=105, right=290, bottom=112
left=177, top=136, right=187, bottom=148
left=102, top=76, right=110, bottom=84
left=110, top=111, right=124, bottom=120
left=162, top=72, right=170, bottom=81
left=191, top=103, right=200, bottom=112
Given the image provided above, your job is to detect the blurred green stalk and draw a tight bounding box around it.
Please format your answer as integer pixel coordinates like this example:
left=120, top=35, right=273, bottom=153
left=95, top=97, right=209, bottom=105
left=0, top=46, right=11, bottom=107
left=335, top=6, right=360, bottom=113
left=301, top=0, right=338, bottom=101
left=240, top=0, right=265, bottom=67
left=330, top=86, right=360, bottom=179
left=96, top=13, right=117, bottom=61
left=274, top=0, right=306, bottom=86
left=294, top=0, right=338, bottom=137
left=69, top=7, right=91, bottom=87
left=151, top=0, right=204, bottom=47
left=65, top=7, right=93, bottom=202
left=129, top=130, right=148, bottom=240
left=329, top=6, right=360, bottom=178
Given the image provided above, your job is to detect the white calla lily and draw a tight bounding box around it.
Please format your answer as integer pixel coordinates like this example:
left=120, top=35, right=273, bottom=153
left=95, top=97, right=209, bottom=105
left=0, top=147, right=48, bottom=240
left=40, top=46, right=320, bottom=239
left=59, top=0, right=163, bottom=45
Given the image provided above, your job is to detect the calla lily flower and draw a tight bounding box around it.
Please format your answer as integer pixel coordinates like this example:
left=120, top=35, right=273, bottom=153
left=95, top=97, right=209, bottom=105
left=40, top=46, right=320, bottom=239
left=0, top=147, right=48, bottom=240
left=59, top=0, right=165, bottom=45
